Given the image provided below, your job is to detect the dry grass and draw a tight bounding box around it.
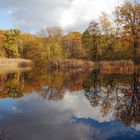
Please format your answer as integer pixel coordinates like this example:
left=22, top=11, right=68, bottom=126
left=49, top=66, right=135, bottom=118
left=99, top=60, right=134, bottom=74
left=47, top=59, right=136, bottom=74
left=0, top=58, right=32, bottom=67
left=0, top=59, right=137, bottom=74
left=47, top=59, right=95, bottom=70
left=0, top=58, right=32, bottom=74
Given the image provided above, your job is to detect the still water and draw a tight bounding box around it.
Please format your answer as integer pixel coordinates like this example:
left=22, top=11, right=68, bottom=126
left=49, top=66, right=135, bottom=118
left=0, top=67, right=140, bottom=140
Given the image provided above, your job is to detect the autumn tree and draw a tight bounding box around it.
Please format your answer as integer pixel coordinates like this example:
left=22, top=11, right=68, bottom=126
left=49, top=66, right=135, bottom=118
left=87, top=20, right=100, bottom=61
left=81, top=30, right=92, bottom=59
left=37, top=26, right=67, bottom=61
left=116, top=1, right=140, bottom=62
left=100, top=12, right=113, bottom=35
left=99, top=12, right=114, bottom=60
left=63, top=32, right=86, bottom=59
left=0, top=30, right=6, bottom=57
left=3, top=29, right=21, bottom=58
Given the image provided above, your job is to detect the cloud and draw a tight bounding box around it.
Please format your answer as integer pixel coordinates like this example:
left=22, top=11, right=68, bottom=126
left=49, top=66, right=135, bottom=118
left=0, top=0, right=125, bottom=32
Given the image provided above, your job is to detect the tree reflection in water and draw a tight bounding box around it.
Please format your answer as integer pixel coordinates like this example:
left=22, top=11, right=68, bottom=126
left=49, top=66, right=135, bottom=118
left=83, top=69, right=140, bottom=127
left=0, top=67, right=140, bottom=128
left=41, top=87, right=64, bottom=100
left=116, top=72, right=140, bottom=126
left=83, top=70, right=101, bottom=107
left=0, top=73, right=23, bottom=98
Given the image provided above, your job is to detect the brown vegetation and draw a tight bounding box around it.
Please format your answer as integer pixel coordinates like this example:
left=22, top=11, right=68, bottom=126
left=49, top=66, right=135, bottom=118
left=47, top=59, right=95, bottom=71
left=0, top=59, right=32, bottom=74
left=0, top=58, right=31, bottom=67
left=99, top=60, right=134, bottom=74
left=47, top=59, right=136, bottom=74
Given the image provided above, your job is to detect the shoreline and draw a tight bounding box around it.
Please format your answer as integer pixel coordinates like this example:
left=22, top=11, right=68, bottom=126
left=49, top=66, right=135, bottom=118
left=0, top=58, right=32, bottom=74
left=0, top=58, right=137, bottom=74
left=0, top=58, right=32, bottom=67
left=46, top=59, right=135, bottom=74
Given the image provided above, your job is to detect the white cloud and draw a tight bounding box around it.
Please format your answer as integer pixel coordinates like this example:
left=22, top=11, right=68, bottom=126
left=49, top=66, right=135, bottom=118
left=0, top=0, right=125, bottom=32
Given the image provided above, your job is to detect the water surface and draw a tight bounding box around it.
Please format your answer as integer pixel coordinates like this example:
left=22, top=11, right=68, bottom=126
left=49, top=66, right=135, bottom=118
left=0, top=68, right=140, bottom=140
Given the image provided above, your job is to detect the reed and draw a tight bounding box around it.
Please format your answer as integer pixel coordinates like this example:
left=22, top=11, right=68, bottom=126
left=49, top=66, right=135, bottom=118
left=47, top=59, right=136, bottom=74
left=47, top=59, right=95, bottom=70
left=0, top=58, right=32, bottom=67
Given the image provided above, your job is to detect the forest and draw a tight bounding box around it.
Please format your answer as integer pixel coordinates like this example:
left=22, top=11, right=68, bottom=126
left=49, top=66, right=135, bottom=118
left=0, top=1, right=140, bottom=64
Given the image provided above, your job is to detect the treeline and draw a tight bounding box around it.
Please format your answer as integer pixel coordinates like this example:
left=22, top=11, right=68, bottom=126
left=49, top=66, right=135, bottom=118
left=0, top=1, right=139, bottom=64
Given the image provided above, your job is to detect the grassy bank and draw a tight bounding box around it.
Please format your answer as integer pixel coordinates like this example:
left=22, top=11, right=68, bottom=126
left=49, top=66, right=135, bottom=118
left=47, top=59, right=136, bottom=74
left=0, top=58, right=32, bottom=74
left=99, top=60, right=134, bottom=74
left=0, top=58, right=32, bottom=70
left=0, top=58, right=32, bottom=67
left=47, top=59, right=95, bottom=71
left=0, top=58, right=136, bottom=74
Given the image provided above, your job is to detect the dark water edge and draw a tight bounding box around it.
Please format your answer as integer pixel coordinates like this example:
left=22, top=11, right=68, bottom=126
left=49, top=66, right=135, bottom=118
left=0, top=66, right=140, bottom=140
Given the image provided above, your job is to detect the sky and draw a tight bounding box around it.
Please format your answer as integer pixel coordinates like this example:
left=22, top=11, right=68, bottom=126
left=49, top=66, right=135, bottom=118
left=0, top=0, right=138, bottom=33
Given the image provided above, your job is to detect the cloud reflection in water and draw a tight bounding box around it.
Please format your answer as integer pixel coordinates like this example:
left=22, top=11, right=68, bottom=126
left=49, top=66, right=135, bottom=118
left=0, top=91, right=140, bottom=140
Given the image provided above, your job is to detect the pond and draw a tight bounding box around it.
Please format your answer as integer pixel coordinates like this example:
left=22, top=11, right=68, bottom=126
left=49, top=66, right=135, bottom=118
left=0, top=67, right=140, bottom=140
